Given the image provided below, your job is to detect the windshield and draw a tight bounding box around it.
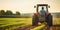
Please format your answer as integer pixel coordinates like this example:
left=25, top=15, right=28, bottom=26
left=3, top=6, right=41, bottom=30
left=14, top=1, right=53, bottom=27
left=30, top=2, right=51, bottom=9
left=38, top=6, right=47, bottom=12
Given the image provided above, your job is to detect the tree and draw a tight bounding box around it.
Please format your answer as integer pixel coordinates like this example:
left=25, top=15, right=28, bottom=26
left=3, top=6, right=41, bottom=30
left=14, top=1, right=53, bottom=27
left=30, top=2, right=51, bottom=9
left=0, top=10, right=5, bottom=15
left=5, top=10, right=13, bottom=15
left=16, top=11, right=20, bottom=15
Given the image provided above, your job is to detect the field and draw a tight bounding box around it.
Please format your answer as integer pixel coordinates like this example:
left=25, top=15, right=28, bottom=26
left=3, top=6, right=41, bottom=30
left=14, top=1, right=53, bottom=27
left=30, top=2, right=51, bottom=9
left=53, top=17, right=60, bottom=25
left=0, top=17, right=60, bottom=30
left=0, top=18, right=32, bottom=30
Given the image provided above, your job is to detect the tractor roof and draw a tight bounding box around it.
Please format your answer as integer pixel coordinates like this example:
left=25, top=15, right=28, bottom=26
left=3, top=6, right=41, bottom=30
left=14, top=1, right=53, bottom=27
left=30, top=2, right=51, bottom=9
left=37, top=4, right=48, bottom=6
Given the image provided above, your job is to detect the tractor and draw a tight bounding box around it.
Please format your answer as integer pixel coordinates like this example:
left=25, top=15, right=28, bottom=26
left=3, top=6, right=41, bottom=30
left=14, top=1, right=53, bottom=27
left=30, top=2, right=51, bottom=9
left=32, top=4, right=53, bottom=26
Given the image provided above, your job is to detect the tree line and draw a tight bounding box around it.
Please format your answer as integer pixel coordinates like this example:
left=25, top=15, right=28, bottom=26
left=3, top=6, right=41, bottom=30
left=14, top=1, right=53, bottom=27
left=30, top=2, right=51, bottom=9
left=0, top=10, right=21, bottom=18
left=52, top=13, right=60, bottom=18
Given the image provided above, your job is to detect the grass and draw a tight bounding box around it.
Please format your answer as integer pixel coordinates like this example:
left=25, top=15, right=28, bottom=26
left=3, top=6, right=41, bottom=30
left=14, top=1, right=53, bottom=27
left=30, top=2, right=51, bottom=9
left=53, top=17, right=60, bottom=25
left=0, top=17, right=60, bottom=30
left=30, top=23, right=46, bottom=30
left=31, top=25, right=45, bottom=30
left=0, top=18, right=32, bottom=30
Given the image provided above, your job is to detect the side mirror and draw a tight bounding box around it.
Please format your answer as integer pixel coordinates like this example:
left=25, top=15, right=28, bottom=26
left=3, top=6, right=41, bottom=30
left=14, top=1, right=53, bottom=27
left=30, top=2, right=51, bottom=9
left=48, top=6, right=50, bottom=8
left=34, top=6, right=36, bottom=8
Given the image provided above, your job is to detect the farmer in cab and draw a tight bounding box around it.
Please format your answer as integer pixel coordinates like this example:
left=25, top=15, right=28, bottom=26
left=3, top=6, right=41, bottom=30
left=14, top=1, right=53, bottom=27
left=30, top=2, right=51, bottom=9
left=40, top=7, right=46, bottom=17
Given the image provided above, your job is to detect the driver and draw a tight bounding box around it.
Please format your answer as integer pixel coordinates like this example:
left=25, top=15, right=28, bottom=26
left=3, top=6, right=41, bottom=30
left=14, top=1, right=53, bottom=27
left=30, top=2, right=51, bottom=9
left=40, top=7, right=46, bottom=17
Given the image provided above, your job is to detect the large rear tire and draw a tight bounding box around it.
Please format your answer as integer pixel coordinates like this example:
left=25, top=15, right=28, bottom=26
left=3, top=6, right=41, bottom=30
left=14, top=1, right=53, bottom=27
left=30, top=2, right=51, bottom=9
left=48, top=14, right=53, bottom=26
left=32, top=15, right=38, bottom=26
left=46, top=14, right=53, bottom=26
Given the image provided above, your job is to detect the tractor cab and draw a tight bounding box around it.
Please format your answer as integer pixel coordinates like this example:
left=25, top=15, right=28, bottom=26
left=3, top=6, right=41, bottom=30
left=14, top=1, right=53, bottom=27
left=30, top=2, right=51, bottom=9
left=36, top=4, right=49, bottom=13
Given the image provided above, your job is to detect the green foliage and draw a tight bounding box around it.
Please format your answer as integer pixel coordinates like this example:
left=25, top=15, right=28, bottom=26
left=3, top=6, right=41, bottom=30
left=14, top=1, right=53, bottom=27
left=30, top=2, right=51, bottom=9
left=5, top=10, right=13, bottom=15
left=0, top=10, right=5, bottom=15
left=0, top=10, right=21, bottom=17
left=16, top=11, right=20, bottom=15
left=30, top=25, right=45, bottom=30
left=30, top=22, right=47, bottom=30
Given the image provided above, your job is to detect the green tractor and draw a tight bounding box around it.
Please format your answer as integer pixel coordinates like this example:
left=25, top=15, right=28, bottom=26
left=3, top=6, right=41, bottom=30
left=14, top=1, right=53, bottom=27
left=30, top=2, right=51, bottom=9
left=32, top=4, right=53, bottom=26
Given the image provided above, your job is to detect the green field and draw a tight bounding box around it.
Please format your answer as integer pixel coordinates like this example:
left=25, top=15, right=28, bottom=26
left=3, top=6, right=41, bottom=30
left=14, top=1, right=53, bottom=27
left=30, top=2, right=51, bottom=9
left=53, top=17, right=60, bottom=25
left=0, top=17, right=60, bottom=30
left=0, top=18, right=32, bottom=30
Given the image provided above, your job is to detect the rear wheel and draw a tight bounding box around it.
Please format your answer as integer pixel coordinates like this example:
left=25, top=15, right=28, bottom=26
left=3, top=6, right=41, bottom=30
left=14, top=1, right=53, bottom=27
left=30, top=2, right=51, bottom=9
left=32, top=15, right=38, bottom=26
left=46, top=14, right=53, bottom=26
left=49, top=14, right=52, bottom=26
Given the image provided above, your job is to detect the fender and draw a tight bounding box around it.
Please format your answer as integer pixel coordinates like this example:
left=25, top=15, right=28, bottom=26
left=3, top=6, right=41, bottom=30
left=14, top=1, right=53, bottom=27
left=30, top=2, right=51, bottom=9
left=34, top=12, right=40, bottom=17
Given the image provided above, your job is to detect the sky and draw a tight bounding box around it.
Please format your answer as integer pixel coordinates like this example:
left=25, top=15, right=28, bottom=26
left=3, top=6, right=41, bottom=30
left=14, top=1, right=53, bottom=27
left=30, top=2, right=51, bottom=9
left=0, top=0, right=60, bottom=13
